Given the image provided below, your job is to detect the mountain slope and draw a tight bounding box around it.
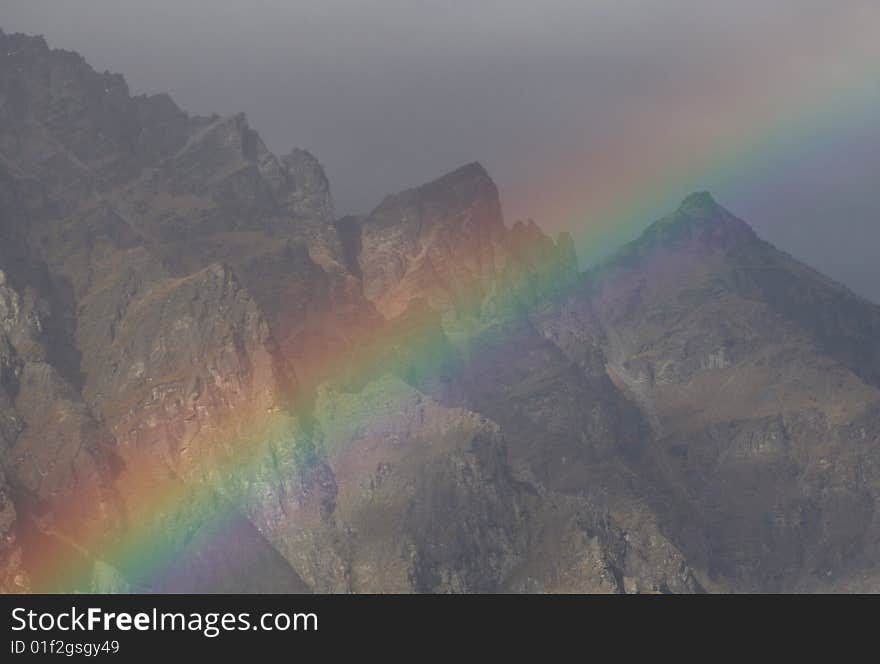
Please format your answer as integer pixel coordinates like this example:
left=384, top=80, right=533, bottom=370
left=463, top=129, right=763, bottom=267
left=535, top=193, right=880, bottom=591
left=1, top=29, right=878, bottom=593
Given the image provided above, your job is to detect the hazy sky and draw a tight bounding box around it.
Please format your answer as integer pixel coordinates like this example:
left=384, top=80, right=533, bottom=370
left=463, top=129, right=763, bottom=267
left=2, top=1, right=879, bottom=301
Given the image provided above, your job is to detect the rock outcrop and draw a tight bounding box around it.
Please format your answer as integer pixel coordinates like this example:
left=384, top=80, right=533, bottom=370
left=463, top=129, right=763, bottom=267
left=357, top=163, right=508, bottom=321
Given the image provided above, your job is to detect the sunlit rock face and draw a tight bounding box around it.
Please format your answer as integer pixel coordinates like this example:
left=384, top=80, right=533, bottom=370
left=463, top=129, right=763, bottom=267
left=357, top=162, right=508, bottom=321
left=0, top=29, right=879, bottom=593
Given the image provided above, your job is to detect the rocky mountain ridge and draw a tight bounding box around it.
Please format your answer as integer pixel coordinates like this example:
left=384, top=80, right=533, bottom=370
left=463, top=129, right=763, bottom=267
left=1, top=29, right=878, bottom=593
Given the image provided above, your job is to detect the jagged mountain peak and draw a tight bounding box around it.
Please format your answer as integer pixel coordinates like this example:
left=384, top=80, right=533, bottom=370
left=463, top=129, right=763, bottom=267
left=424, top=161, right=496, bottom=202
left=355, top=162, right=506, bottom=319
left=371, top=161, right=499, bottom=220
left=423, top=160, right=490, bottom=185
left=282, top=147, right=323, bottom=168
left=1, top=29, right=50, bottom=54
left=280, top=148, right=333, bottom=222
left=677, top=190, right=720, bottom=212
left=606, top=192, right=758, bottom=267
left=665, top=190, right=750, bottom=229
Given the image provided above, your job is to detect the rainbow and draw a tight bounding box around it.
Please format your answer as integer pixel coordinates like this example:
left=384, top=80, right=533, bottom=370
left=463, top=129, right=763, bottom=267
left=510, top=10, right=880, bottom=267
left=17, top=13, right=880, bottom=592
left=23, top=285, right=496, bottom=592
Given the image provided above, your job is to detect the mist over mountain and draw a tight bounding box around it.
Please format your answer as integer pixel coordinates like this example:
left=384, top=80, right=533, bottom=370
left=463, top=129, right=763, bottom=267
left=1, top=29, right=879, bottom=593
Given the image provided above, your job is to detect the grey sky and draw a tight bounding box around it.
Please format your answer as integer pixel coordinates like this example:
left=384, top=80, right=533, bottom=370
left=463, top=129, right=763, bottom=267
left=1, top=1, right=878, bottom=301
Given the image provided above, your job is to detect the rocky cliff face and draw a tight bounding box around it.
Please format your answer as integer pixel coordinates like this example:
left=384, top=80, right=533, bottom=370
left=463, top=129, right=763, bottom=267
left=0, top=30, right=341, bottom=591
left=357, top=162, right=507, bottom=321
left=535, top=193, right=880, bottom=591
left=0, top=29, right=877, bottom=593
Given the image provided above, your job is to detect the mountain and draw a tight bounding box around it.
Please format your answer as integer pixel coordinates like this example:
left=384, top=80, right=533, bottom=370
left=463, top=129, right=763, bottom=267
left=1, top=29, right=878, bottom=593
left=535, top=192, right=880, bottom=591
